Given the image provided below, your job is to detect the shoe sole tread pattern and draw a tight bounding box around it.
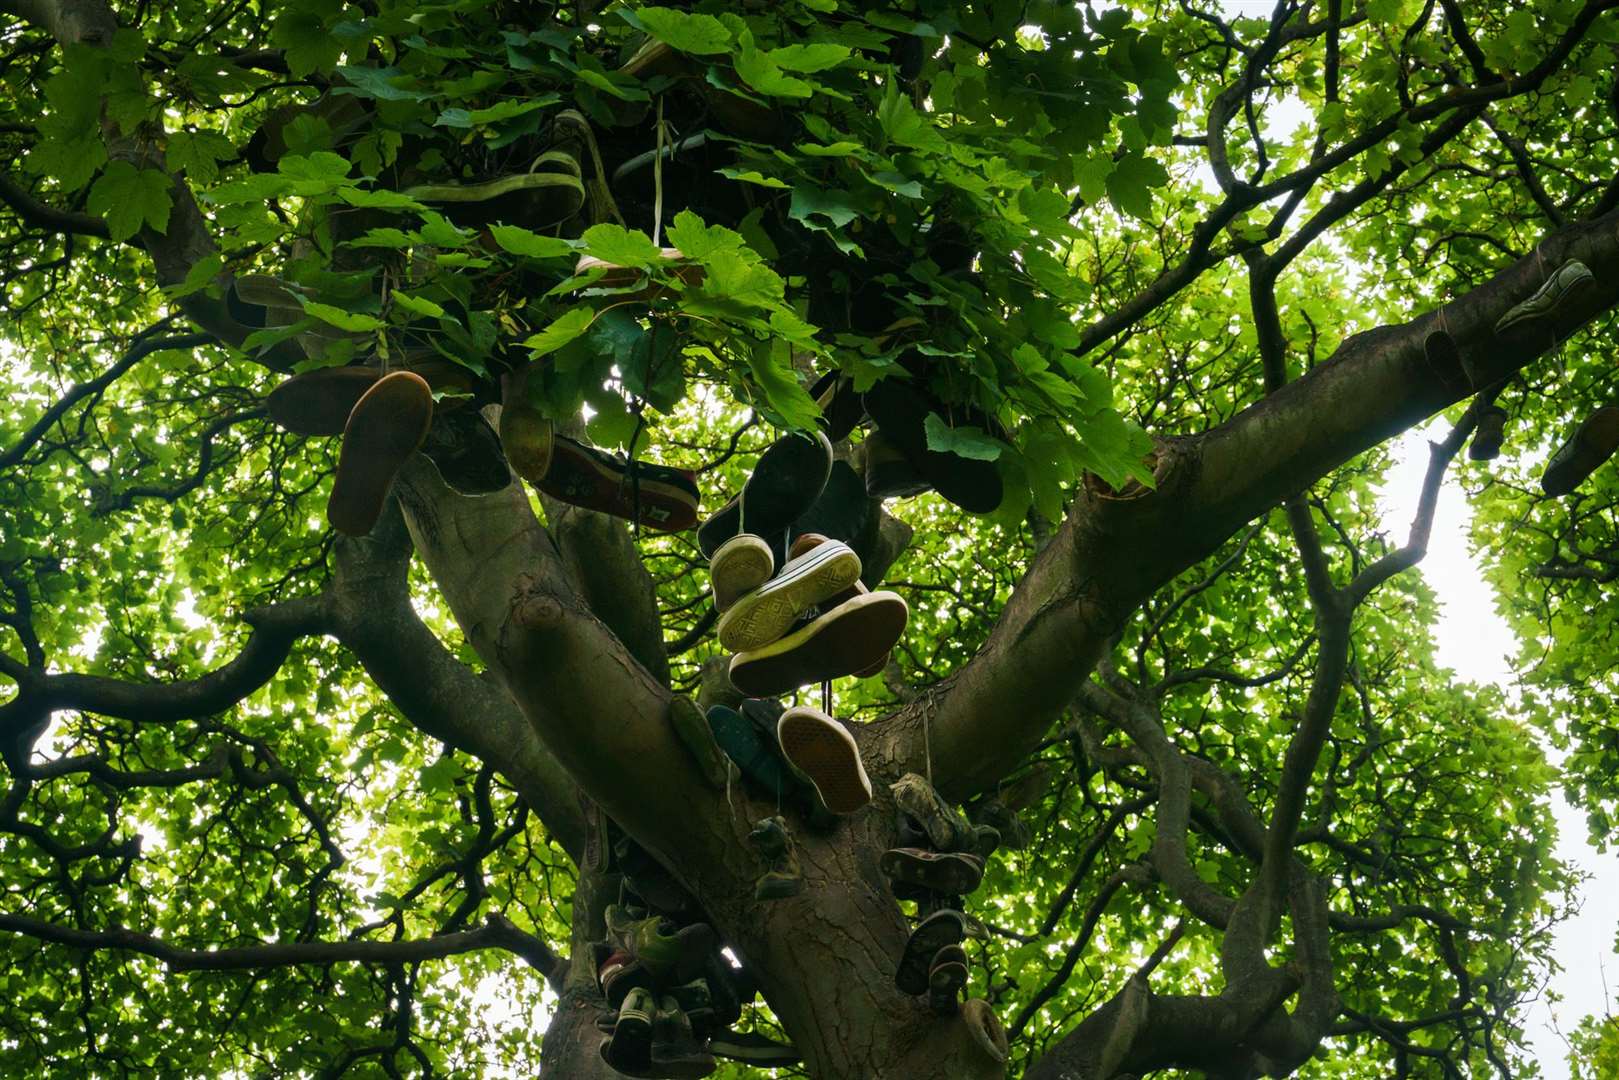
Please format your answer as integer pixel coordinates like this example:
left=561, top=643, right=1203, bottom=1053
left=928, top=959, right=969, bottom=1015
left=896, top=911, right=967, bottom=996
left=710, top=535, right=775, bottom=613
left=717, top=545, right=862, bottom=652
left=777, top=710, right=872, bottom=815
left=328, top=372, right=434, bottom=537
left=729, top=591, right=908, bottom=697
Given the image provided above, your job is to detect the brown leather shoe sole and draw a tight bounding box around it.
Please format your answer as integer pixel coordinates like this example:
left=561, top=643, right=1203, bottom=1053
left=327, top=371, right=433, bottom=536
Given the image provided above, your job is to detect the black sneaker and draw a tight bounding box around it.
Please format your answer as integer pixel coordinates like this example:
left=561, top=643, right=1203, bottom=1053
left=1469, top=405, right=1508, bottom=462
left=419, top=409, right=511, bottom=495
left=863, top=376, right=1003, bottom=513
left=697, top=429, right=834, bottom=558
left=896, top=909, right=967, bottom=996
left=1542, top=407, right=1619, bottom=497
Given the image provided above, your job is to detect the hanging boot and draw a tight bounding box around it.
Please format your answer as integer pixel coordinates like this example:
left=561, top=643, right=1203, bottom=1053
left=749, top=816, right=803, bottom=900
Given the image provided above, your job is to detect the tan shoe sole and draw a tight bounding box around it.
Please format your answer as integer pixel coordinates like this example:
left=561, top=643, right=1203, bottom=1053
left=327, top=371, right=433, bottom=536
left=777, top=706, right=872, bottom=815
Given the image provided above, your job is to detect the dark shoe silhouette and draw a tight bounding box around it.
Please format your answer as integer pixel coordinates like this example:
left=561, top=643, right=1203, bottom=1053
left=419, top=409, right=510, bottom=495
left=880, top=848, right=985, bottom=895
left=896, top=909, right=967, bottom=996
left=864, top=377, right=1003, bottom=513
left=1468, top=405, right=1508, bottom=462
left=1542, top=406, right=1619, bottom=497
left=927, top=943, right=969, bottom=1015
left=697, top=429, right=834, bottom=558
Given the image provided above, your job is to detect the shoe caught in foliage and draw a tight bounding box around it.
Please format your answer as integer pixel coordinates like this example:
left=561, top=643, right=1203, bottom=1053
left=1423, top=328, right=1480, bottom=394
left=538, top=435, right=699, bottom=532
left=697, top=429, right=835, bottom=558
left=1541, top=407, right=1619, bottom=497
left=728, top=590, right=908, bottom=697
left=709, top=533, right=775, bottom=614
left=266, top=361, right=475, bottom=437
left=863, top=377, right=1004, bottom=513
left=498, top=365, right=555, bottom=487
left=776, top=706, right=873, bottom=815
left=1493, top=259, right=1594, bottom=336
left=716, top=539, right=862, bottom=652
left=327, top=370, right=434, bottom=536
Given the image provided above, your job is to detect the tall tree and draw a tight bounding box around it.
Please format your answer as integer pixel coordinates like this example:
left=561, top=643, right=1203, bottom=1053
left=1, top=0, right=1616, bottom=1076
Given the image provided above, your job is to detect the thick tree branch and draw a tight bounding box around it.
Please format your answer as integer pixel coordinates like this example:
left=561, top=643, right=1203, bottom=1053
left=887, top=206, right=1619, bottom=802
left=0, top=171, right=110, bottom=237
left=0, top=911, right=563, bottom=989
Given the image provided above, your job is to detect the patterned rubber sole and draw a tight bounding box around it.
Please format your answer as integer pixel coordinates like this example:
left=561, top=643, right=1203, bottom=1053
left=716, top=544, right=861, bottom=652
left=728, top=591, right=909, bottom=697
left=777, top=708, right=871, bottom=815
left=710, top=535, right=775, bottom=613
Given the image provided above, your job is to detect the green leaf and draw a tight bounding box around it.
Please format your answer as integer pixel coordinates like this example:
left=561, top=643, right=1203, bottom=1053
left=165, top=131, right=235, bottom=185
left=769, top=43, right=851, bottom=73
left=489, top=225, right=577, bottom=259
left=86, top=162, right=173, bottom=242
left=716, top=167, right=791, bottom=189
left=1105, top=151, right=1168, bottom=219
left=876, top=80, right=947, bottom=152
left=632, top=8, right=733, bottom=55
left=924, top=414, right=1003, bottom=461
left=524, top=306, right=596, bottom=357
left=390, top=292, right=444, bottom=318
left=789, top=185, right=862, bottom=229
left=735, top=46, right=814, bottom=99
left=271, top=8, right=343, bottom=78
left=347, top=227, right=418, bottom=249
left=434, top=97, right=557, bottom=128
left=746, top=341, right=822, bottom=429
left=335, top=65, right=432, bottom=102
left=664, top=211, right=747, bottom=261
left=298, top=300, right=383, bottom=332
left=162, top=254, right=225, bottom=301
left=336, top=187, right=426, bottom=210
left=581, top=224, right=663, bottom=267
